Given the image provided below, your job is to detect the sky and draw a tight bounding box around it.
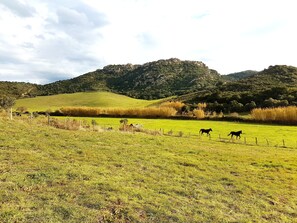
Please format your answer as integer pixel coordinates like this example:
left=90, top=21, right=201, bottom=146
left=0, top=0, right=297, bottom=84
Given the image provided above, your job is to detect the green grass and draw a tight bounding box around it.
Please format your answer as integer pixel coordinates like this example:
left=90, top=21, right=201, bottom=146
left=63, top=117, right=297, bottom=149
left=14, top=91, right=163, bottom=111
left=0, top=117, right=297, bottom=222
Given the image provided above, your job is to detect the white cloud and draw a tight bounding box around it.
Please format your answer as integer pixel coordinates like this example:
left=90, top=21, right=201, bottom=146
left=0, top=0, right=36, bottom=17
left=0, top=0, right=297, bottom=83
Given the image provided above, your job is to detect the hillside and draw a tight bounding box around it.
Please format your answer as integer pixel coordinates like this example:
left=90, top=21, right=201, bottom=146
left=220, top=65, right=297, bottom=92
left=14, top=91, right=163, bottom=111
left=222, top=70, right=258, bottom=81
left=0, top=81, right=38, bottom=98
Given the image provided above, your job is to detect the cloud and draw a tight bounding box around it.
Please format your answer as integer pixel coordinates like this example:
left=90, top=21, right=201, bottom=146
left=0, top=0, right=108, bottom=84
left=0, top=0, right=36, bottom=17
left=1, top=0, right=297, bottom=84
left=47, top=5, right=108, bottom=41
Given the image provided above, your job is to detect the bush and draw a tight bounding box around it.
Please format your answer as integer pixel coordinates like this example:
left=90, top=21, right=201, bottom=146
left=193, top=109, right=205, bottom=119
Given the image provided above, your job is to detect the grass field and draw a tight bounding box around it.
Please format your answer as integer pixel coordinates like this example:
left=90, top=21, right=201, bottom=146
left=0, top=117, right=297, bottom=222
left=14, top=92, right=163, bottom=111
left=62, top=117, right=297, bottom=149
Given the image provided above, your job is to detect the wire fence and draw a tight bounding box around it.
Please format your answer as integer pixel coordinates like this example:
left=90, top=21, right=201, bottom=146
left=158, top=130, right=297, bottom=149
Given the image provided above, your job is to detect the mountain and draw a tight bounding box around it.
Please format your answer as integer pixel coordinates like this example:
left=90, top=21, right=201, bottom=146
left=38, top=58, right=221, bottom=99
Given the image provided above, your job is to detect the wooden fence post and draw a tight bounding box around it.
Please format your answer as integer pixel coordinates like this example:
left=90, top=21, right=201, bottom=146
left=282, top=139, right=285, bottom=147
left=255, top=137, right=258, bottom=146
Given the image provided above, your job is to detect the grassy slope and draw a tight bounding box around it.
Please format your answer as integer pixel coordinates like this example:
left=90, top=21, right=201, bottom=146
left=14, top=92, right=163, bottom=111
left=0, top=117, right=297, bottom=222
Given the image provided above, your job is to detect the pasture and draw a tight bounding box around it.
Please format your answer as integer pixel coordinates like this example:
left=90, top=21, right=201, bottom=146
left=64, top=117, right=297, bottom=149
left=14, top=91, right=163, bottom=111
left=0, top=117, right=297, bottom=222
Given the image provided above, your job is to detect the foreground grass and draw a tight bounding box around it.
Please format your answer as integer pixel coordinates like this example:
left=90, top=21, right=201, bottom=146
left=14, top=91, right=163, bottom=111
left=0, top=118, right=297, bottom=222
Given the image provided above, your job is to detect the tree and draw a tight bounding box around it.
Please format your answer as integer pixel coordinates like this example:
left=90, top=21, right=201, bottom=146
left=0, top=96, right=16, bottom=120
left=245, top=101, right=257, bottom=111
left=229, top=100, right=244, bottom=112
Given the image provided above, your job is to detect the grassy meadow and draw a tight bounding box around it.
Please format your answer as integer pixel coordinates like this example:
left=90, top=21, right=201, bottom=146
left=1, top=116, right=297, bottom=222
left=14, top=92, right=163, bottom=111
left=62, top=117, right=297, bottom=149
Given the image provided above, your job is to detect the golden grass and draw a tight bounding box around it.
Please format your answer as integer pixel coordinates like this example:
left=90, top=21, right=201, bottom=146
left=251, top=106, right=297, bottom=123
left=60, top=106, right=177, bottom=118
left=159, top=101, right=185, bottom=111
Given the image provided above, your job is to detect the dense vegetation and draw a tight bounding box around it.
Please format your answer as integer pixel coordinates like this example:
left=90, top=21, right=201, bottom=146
left=0, top=81, right=38, bottom=98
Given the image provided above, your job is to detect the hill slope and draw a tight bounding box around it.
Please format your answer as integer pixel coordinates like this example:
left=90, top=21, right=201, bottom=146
left=14, top=91, right=163, bottom=111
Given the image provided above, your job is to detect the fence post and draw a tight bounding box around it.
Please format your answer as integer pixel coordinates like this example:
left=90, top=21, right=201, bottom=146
left=282, top=139, right=285, bottom=147
left=219, top=134, right=221, bottom=140
left=255, top=137, right=258, bottom=146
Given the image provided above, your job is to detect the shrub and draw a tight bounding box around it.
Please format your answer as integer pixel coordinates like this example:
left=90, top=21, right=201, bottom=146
left=193, top=109, right=205, bottom=119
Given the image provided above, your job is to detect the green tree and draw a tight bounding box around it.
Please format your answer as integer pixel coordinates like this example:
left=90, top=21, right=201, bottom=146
left=245, top=101, right=257, bottom=111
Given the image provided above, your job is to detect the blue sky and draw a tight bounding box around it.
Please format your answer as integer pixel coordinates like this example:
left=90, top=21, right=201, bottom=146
left=0, top=0, right=296, bottom=84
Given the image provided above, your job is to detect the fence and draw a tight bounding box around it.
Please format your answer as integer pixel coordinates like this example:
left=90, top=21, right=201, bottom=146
left=18, top=115, right=297, bottom=150
left=154, top=128, right=297, bottom=149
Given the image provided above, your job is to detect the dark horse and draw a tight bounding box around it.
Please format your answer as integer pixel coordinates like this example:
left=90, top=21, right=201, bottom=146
left=228, top=130, right=242, bottom=139
left=199, top=128, right=212, bottom=136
